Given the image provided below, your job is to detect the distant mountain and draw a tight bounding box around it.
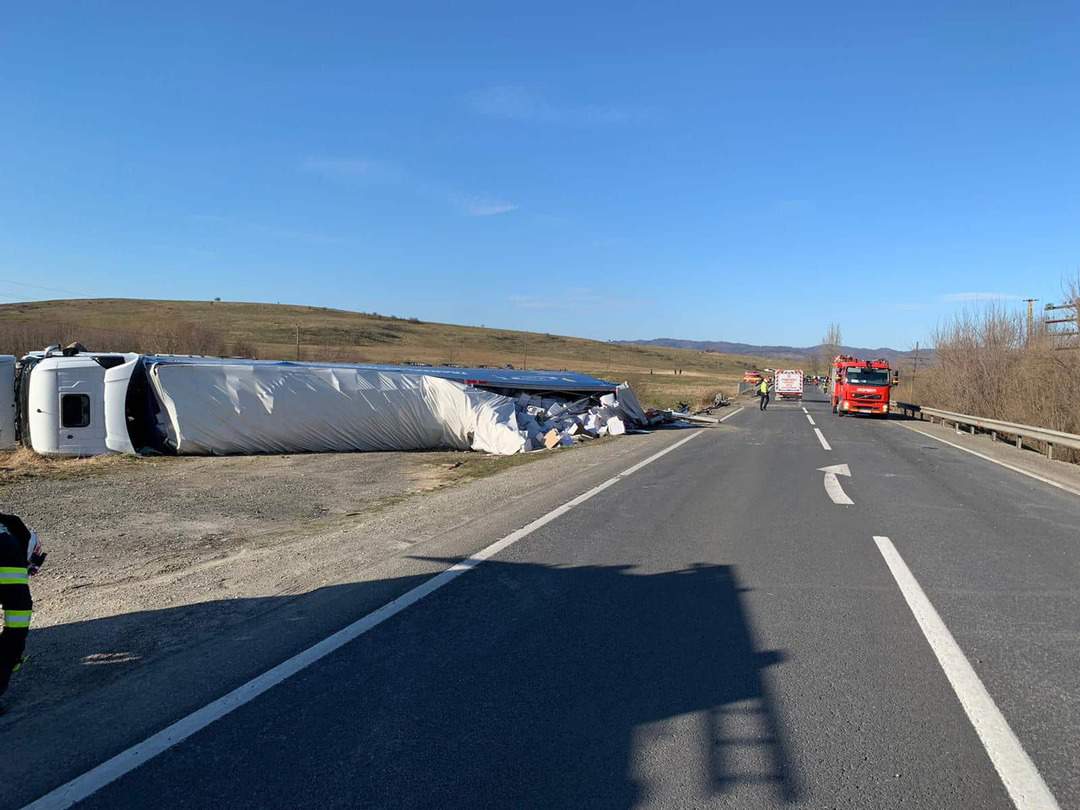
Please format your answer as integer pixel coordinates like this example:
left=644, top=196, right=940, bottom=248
left=615, top=338, right=924, bottom=366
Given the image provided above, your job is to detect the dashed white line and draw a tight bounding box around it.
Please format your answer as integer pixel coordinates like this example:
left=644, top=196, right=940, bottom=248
left=806, top=414, right=816, bottom=426
left=813, top=427, right=831, bottom=451
left=23, top=429, right=707, bottom=810
left=873, top=536, right=1060, bottom=810
left=801, top=406, right=808, bottom=414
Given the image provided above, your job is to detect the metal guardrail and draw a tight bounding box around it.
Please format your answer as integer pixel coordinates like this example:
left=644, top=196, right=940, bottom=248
left=894, top=402, right=1080, bottom=461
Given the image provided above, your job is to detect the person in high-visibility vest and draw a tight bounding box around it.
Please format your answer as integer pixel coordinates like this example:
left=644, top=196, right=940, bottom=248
left=758, top=378, right=771, bottom=410
left=0, top=513, right=44, bottom=713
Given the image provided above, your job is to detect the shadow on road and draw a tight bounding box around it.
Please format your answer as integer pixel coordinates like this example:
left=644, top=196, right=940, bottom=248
left=394, top=558, right=800, bottom=807
left=7, top=560, right=801, bottom=809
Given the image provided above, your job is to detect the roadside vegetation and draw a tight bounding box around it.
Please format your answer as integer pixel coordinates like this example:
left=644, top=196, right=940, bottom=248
left=910, top=283, right=1080, bottom=460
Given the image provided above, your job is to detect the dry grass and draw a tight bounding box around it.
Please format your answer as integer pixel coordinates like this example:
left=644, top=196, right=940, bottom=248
left=0, top=447, right=140, bottom=484
left=0, top=298, right=777, bottom=410
left=916, top=296, right=1080, bottom=461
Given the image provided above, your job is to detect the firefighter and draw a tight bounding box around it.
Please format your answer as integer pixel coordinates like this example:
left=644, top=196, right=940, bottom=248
left=1, top=512, right=43, bottom=712
left=758, top=377, right=771, bottom=411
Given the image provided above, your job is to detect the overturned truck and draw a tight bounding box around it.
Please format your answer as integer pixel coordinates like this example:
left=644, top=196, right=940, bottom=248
left=6, top=349, right=649, bottom=458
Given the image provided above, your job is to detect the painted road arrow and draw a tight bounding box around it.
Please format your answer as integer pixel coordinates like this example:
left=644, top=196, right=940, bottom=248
left=818, top=463, right=853, bottom=505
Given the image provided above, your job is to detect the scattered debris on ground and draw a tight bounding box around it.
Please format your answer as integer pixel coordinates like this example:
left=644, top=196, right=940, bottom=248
left=510, top=381, right=719, bottom=451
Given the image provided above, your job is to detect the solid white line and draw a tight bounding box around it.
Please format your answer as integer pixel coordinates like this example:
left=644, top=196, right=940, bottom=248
left=813, top=427, right=831, bottom=451
left=899, top=424, right=1080, bottom=499
left=823, top=472, right=854, bottom=505
left=716, top=406, right=744, bottom=423
left=806, top=414, right=816, bottom=426
left=24, top=429, right=706, bottom=810
left=872, top=536, right=1060, bottom=810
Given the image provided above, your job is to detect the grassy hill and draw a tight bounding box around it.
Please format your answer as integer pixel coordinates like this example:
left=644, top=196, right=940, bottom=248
left=0, top=298, right=786, bottom=409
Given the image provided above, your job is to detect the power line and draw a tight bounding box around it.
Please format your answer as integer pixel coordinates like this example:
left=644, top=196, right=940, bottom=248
left=0, top=277, right=94, bottom=298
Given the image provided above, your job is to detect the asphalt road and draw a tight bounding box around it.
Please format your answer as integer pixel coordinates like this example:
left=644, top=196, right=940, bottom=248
left=20, top=391, right=1080, bottom=808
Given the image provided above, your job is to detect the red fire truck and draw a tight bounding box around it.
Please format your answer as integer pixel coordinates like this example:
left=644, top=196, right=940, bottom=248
left=831, top=355, right=895, bottom=417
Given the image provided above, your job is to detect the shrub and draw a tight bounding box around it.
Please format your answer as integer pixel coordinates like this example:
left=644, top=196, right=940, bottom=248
left=918, top=301, right=1080, bottom=460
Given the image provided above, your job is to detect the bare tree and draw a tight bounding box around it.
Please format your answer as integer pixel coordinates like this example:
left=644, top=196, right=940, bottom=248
left=918, top=303, right=1080, bottom=460
left=819, top=323, right=843, bottom=372
left=230, top=339, right=258, bottom=359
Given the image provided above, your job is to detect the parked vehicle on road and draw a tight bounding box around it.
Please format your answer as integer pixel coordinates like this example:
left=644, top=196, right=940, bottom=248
left=831, top=355, right=895, bottom=417
left=774, top=369, right=804, bottom=400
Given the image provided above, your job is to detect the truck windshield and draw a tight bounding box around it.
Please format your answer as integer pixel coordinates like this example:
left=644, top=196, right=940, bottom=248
left=845, top=369, right=889, bottom=385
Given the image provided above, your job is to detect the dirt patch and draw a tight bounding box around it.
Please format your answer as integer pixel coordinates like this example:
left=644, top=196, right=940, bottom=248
left=0, top=449, right=555, bottom=610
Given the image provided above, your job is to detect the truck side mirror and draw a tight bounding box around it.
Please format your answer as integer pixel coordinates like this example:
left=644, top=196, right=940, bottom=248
left=891, top=371, right=900, bottom=386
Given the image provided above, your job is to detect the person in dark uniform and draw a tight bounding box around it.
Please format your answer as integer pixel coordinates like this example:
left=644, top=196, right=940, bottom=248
left=1, top=513, right=44, bottom=711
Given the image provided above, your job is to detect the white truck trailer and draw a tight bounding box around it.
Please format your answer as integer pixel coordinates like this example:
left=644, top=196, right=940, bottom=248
left=774, top=369, right=804, bottom=400
left=5, top=347, right=623, bottom=457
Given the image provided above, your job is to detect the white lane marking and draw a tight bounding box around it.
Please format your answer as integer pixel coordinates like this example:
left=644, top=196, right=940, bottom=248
left=872, top=536, right=1060, bottom=810
left=24, top=430, right=707, bottom=810
left=806, top=414, right=816, bottom=426
left=899, top=424, right=1080, bottom=499
left=801, top=406, right=808, bottom=414
left=813, top=427, right=832, bottom=451
left=819, top=463, right=853, bottom=504
left=717, top=406, right=744, bottom=423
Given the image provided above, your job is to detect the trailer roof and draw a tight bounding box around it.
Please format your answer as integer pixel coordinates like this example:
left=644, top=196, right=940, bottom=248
left=139, top=355, right=618, bottom=393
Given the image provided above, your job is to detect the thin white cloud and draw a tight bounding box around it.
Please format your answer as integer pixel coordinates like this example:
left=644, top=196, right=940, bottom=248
left=941, top=292, right=1023, bottom=303
left=300, top=156, right=383, bottom=179
left=189, top=213, right=343, bottom=245
left=303, top=156, right=516, bottom=217
left=468, top=85, right=642, bottom=125
left=509, top=288, right=637, bottom=311
left=774, top=199, right=813, bottom=214
left=300, top=157, right=406, bottom=187
left=452, top=195, right=518, bottom=217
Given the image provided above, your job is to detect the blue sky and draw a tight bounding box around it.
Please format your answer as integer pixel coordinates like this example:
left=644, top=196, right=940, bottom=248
left=3, top=2, right=1078, bottom=349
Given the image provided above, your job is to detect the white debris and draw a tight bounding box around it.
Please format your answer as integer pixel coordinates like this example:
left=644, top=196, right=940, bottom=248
left=614, top=383, right=647, bottom=423
left=501, top=379, right=689, bottom=453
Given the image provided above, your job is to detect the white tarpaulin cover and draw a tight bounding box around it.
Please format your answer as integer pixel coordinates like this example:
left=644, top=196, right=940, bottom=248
left=148, top=362, right=526, bottom=455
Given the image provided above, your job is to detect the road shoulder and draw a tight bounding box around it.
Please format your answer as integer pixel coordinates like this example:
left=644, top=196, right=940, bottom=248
left=895, top=418, right=1080, bottom=497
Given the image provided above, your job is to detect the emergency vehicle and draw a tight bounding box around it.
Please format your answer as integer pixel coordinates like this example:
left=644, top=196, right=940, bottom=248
left=831, top=355, right=895, bottom=417
left=774, top=369, right=804, bottom=400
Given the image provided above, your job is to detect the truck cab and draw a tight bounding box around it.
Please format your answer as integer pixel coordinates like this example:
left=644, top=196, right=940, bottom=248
left=831, top=356, right=894, bottom=417
left=17, top=350, right=135, bottom=456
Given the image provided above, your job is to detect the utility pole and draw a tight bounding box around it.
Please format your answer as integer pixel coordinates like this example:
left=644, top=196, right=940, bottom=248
left=911, top=341, right=919, bottom=401
left=1044, top=300, right=1080, bottom=348
left=295, top=324, right=301, bottom=360
left=1023, top=298, right=1037, bottom=344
